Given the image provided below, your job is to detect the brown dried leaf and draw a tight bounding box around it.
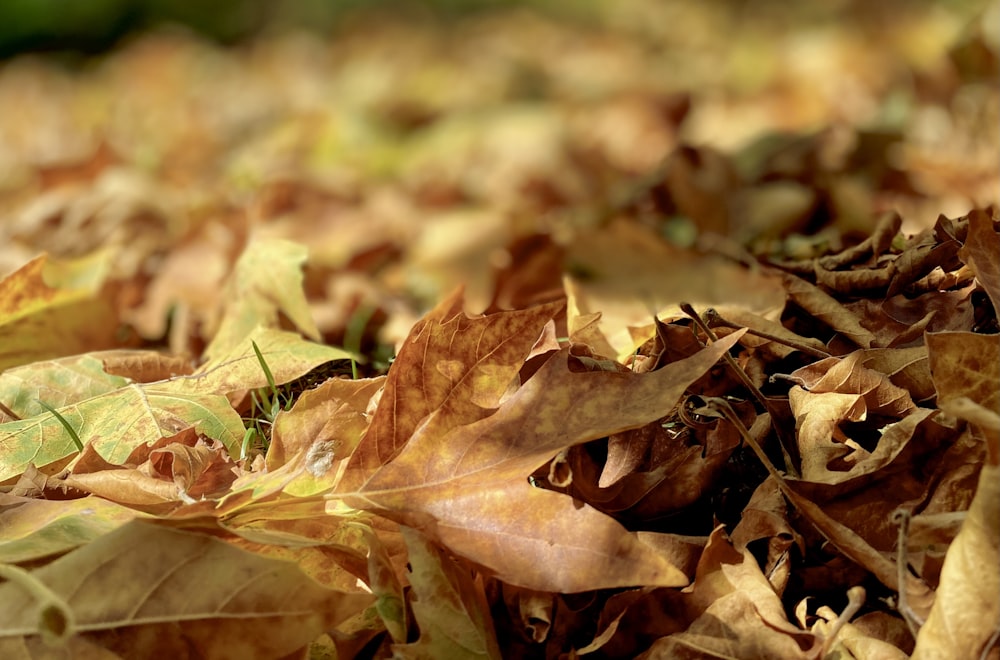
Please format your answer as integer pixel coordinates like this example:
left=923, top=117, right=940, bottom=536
left=926, top=331, right=1000, bottom=413
left=912, top=462, right=999, bottom=659
left=958, top=207, right=1000, bottom=313
left=267, top=376, right=385, bottom=496
left=636, top=528, right=818, bottom=659
left=886, top=240, right=962, bottom=297
left=0, top=251, right=123, bottom=371
left=778, top=271, right=875, bottom=348
left=788, top=350, right=916, bottom=417
left=336, top=292, right=745, bottom=591
left=856, top=346, right=934, bottom=403
left=790, top=387, right=868, bottom=482
left=0, top=521, right=373, bottom=657
left=818, top=212, right=902, bottom=270
left=99, top=350, right=194, bottom=383
left=340, top=290, right=565, bottom=491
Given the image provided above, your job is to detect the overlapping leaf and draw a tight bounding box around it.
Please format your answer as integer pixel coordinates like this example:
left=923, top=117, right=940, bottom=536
left=335, top=292, right=745, bottom=592
left=0, top=251, right=123, bottom=371
left=0, top=521, right=373, bottom=656
left=0, top=383, right=244, bottom=483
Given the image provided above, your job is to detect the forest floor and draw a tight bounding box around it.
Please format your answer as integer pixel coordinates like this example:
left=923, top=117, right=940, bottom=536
left=0, top=2, right=998, bottom=658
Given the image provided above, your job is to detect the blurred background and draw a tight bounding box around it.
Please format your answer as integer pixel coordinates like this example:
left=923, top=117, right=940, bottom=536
left=0, top=0, right=996, bottom=354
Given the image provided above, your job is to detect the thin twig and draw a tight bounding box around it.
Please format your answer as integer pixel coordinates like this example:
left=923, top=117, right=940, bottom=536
left=680, top=303, right=799, bottom=477
left=0, top=400, right=21, bottom=421
left=704, top=309, right=832, bottom=359
left=820, top=586, right=866, bottom=657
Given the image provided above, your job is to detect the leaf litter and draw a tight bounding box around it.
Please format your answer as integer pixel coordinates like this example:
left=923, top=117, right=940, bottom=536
left=0, top=2, right=998, bottom=658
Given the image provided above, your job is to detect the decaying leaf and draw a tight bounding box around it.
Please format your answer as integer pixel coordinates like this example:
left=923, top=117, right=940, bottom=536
left=0, top=251, right=124, bottom=371
left=0, top=382, right=245, bottom=483
left=394, top=526, right=502, bottom=659
left=204, top=238, right=322, bottom=361
left=0, top=520, right=374, bottom=657
left=912, top=460, right=999, bottom=659
left=335, top=291, right=745, bottom=592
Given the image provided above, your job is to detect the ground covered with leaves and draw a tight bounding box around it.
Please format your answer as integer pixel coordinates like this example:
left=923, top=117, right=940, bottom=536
left=0, top=2, right=998, bottom=658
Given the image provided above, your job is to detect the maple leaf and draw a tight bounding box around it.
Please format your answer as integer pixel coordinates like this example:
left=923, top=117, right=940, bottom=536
left=0, top=251, right=123, bottom=371
left=334, top=291, right=745, bottom=592
left=205, top=238, right=322, bottom=362
left=0, top=521, right=373, bottom=656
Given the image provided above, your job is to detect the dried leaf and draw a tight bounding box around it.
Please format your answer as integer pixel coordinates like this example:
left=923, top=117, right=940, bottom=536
left=0, top=353, right=129, bottom=419
left=394, top=526, right=501, bottom=659
left=337, top=295, right=745, bottom=590
left=778, top=271, right=875, bottom=348
left=267, top=376, right=385, bottom=495
left=926, top=331, right=1000, bottom=412
left=0, top=251, right=122, bottom=371
left=0, top=521, right=373, bottom=657
left=0, top=384, right=244, bottom=483
left=340, top=290, right=565, bottom=491
left=205, top=238, right=321, bottom=361
left=958, top=208, right=1000, bottom=312
left=788, top=350, right=915, bottom=417
left=636, top=528, right=818, bottom=659
left=912, top=462, right=999, bottom=659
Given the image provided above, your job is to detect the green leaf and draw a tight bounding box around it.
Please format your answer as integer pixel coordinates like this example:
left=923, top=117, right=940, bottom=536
left=0, top=386, right=245, bottom=482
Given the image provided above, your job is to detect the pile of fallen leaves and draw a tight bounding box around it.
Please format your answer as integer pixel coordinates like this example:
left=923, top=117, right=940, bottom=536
left=0, top=2, right=998, bottom=658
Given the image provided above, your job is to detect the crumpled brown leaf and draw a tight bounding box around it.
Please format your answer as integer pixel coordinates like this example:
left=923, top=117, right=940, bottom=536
left=335, top=292, right=745, bottom=592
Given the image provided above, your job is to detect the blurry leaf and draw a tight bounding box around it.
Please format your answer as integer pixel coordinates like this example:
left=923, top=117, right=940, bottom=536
left=221, top=506, right=378, bottom=594
left=96, top=350, right=193, bottom=384
left=205, top=238, right=321, bottom=361
left=912, top=461, right=999, bottom=660
left=958, top=208, right=1000, bottom=312
left=885, top=237, right=962, bottom=298
left=501, top=585, right=553, bottom=645
left=565, top=221, right=785, bottom=360
left=818, top=212, right=902, bottom=269
left=0, top=353, right=128, bottom=419
left=0, top=251, right=122, bottom=371
left=161, top=327, right=353, bottom=397
left=0, top=493, right=147, bottom=564
left=0, top=521, right=374, bottom=657
left=360, top=523, right=407, bottom=644
left=394, top=526, right=501, bottom=659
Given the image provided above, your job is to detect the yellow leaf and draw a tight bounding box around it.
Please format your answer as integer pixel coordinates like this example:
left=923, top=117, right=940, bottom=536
left=0, top=251, right=121, bottom=371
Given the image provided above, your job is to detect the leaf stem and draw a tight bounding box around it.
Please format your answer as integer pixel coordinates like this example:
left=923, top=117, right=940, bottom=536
left=680, top=303, right=799, bottom=477
left=0, top=563, right=75, bottom=644
left=702, top=309, right=831, bottom=359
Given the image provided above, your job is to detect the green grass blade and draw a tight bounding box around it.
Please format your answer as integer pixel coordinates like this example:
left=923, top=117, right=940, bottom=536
left=36, top=400, right=84, bottom=452
left=251, top=340, right=278, bottom=395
